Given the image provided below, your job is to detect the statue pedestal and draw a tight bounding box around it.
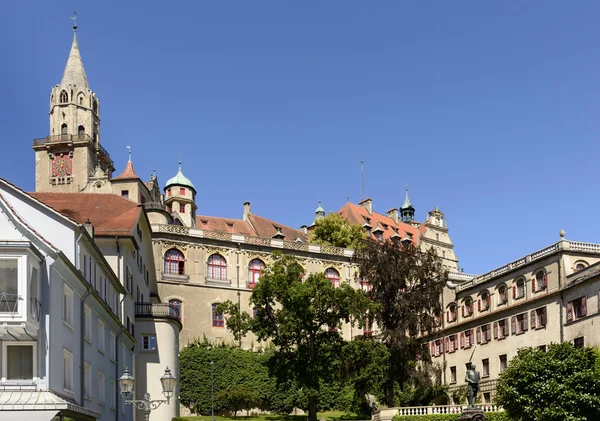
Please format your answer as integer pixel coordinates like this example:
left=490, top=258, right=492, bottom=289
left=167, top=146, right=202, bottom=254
left=458, top=408, right=487, bottom=421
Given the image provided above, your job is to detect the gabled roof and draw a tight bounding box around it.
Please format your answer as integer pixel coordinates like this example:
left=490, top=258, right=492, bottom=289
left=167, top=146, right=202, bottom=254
left=30, top=193, right=140, bottom=236
left=337, top=202, right=419, bottom=245
left=195, top=213, right=308, bottom=242
left=112, top=160, right=140, bottom=181
left=247, top=214, right=308, bottom=242
left=196, top=215, right=256, bottom=235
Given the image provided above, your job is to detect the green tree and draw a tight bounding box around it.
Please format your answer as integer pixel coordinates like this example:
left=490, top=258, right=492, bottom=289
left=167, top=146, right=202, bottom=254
left=220, top=253, right=372, bottom=421
left=309, top=212, right=366, bottom=250
left=495, top=342, right=600, bottom=421
left=216, top=387, right=259, bottom=417
left=355, top=240, right=446, bottom=406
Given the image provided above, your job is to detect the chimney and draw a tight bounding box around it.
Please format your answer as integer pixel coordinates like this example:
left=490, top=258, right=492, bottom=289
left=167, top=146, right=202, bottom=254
left=300, top=225, right=308, bottom=235
left=387, top=208, right=398, bottom=224
left=359, top=198, right=372, bottom=214
left=84, top=219, right=94, bottom=239
left=243, top=201, right=251, bottom=221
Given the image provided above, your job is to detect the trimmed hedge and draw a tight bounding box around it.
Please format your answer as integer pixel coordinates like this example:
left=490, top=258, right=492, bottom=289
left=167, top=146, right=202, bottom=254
left=392, top=412, right=509, bottom=421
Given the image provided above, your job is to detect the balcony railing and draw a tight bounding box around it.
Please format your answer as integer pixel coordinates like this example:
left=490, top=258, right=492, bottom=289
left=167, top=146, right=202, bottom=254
left=135, top=302, right=181, bottom=323
left=33, top=134, right=113, bottom=164
left=375, top=404, right=502, bottom=420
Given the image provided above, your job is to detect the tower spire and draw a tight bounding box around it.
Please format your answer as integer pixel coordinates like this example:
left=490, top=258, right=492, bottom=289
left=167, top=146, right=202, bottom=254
left=400, top=185, right=415, bottom=223
left=61, top=12, right=88, bottom=89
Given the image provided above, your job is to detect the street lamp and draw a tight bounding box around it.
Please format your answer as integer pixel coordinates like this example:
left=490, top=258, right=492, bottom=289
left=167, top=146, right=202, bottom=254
left=119, top=366, right=177, bottom=421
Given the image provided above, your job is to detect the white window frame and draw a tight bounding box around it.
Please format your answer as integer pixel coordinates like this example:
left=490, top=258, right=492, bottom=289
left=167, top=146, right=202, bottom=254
left=63, top=284, right=74, bottom=328
left=84, top=361, right=92, bottom=400
left=0, top=256, right=25, bottom=318
left=1, top=341, right=37, bottom=382
left=98, top=318, right=106, bottom=354
left=63, top=348, right=73, bottom=392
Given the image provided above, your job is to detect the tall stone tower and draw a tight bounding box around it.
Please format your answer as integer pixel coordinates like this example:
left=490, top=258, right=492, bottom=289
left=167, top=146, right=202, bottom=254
left=33, top=22, right=114, bottom=193
left=164, top=162, right=197, bottom=227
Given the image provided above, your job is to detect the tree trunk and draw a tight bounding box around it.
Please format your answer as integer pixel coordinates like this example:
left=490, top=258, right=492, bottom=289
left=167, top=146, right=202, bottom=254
left=385, top=375, right=395, bottom=407
left=308, top=396, right=318, bottom=421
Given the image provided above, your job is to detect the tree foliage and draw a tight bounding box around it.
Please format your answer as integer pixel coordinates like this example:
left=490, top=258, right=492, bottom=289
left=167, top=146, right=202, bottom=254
left=495, top=342, right=600, bottom=421
left=221, top=253, right=372, bottom=421
left=309, top=212, right=366, bottom=250
left=355, top=239, right=447, bottom=405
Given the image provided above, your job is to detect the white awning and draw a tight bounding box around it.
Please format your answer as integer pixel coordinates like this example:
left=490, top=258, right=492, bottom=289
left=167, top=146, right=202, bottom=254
left=0, top=410, right=59, bottom=420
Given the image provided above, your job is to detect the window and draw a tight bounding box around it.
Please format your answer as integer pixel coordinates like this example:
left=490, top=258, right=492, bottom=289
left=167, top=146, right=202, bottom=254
left=446, top=334, right=458, bottom=353
left=514, top=278, right=525, bottom=299
left=495, top=318, right=509, bottom=339
left=538, top=345, right=547, bottom=352
left=179, top=204, right=185, bottom=214
left=482, top=358, right=489, bottom=377
left=207, top=254, right=227, bottom=280
left=60, top=90, right=68, bottom=103
left=477, top=324, right=491, bottom=344
left=450, top=366, right=457, bottom=383
left=142, top=335, right=157, bottom=350
left=110, top=379, right=116, bottom=409
left=462, top=297, right=473, bottom=317
left=499, top=354, right=507, bottom=373
left=63, top=349, right=73, bottom=391
left=84, top=305, right=92, bottom=341
left=84, top=362, right=92, bottom=399
left=363, top=318, right=372, bottom=336
left=512, top=313, right=528, bottom=335
left=567, top=296, right=587, bottom=322
left=436, top=233, right=440, bottom=241
left=483, top=392, right=491, bottom=404
left=78, top=125, right=85, bottom=136
left=498, top=285, right=508, bottom=305
left=29, top=266, right=39, bottom=317
left=169, top=299, right=182, bottom=321
left=0, top=259, right=19, bottom=313
left=98, top=319, right=106, bottom=353
left=121, top=190, right=129, bottom=199
left=61, top=123, right=68, bottom=135
left=534, top=271, right=547, bottom=292
left=167, top=188, right=172, bottom=197
left=110, top=331, right=116, bottom=361
left=98, top=371, right=106, bottom=404
left=63, top=285, right=74, bottom=326
left=461, top=329, right=474, bottom=348
left=212, top=303, right=224, bottom=327
left=325, top=268, right=340, bottom=288
left=248, top=259, right=265, bottom=287
left=447, top=303, right=457, bottom=322
left=6, top=344, right=34, bottom=380
left=180, top=188, right=186, bottom=195
left=574, top=337, right=584, bottom=349
left=531, top=307, right=547, bottom=329
left=575, top=262, right=586, bottom=272
left=92, top=100, right=98, bottom=113
left=430, top=339, right=442, bottom=357
left=479, top=291, right=490, bottom=312
left=164, top=249, right=185, bottom=275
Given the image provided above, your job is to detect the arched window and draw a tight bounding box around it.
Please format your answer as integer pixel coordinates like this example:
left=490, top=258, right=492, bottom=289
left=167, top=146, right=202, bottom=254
left=462, top=297, right=473, bottom=317
left=447, top=303, right=457, bottom=322
left=61, top=124, right=68, bottom=136
left=207, top=254, right=227, bottom=280
left=479, top=291, right=490, bottom=311
left=575, top=262, right=587, bottom=272
left=248, top=259, right=265, bottom=288
left=498, top=285, right=508, bottom=305
left=534, top=271, right=547, bottom=292
left=78, top=125, right=85, bottom=136
left=169, top=299, right=182, bottom=321
left=164, top=249, right=185, bottom=275
left=325, top=268, right=340, bottom=288
left=212, top=303, right=224, bottom=327
left=60, top=90, right=68, bottom=103
left=514, top=278, right=525, bottom=299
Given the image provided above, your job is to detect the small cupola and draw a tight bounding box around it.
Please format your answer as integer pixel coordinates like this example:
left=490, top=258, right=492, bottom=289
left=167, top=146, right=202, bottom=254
left=400, top=185, right=415, bottom=223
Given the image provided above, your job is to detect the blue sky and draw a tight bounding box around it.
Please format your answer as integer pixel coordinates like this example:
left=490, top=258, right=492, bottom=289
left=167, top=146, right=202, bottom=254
left=1, top=2, right=599, bottom=274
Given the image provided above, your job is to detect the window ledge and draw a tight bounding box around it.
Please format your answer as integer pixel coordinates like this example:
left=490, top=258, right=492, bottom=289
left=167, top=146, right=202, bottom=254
left=482, top=374, right=490, bottom=379
left=99, top=403, right=106, bottom=408
left=84, top=337, right=92, bottom=344
left=162, top=273, right=189, bottom=282
left=84, top=396, right=92, bottom=402
left=535, top=325, right=547, bottom=330
left=110, top=358, right=116, bottom=364
left=206, top=277, right=231, bottom=286
left=98, top=349, right=105, bottom=355
left=63, top=321, right=74, bottom=331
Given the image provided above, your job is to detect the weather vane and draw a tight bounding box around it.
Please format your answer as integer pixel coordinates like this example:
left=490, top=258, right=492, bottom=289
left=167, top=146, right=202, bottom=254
left=127, top=146, right=131, bottom=162
left=70, top=11, right=78, bottom=31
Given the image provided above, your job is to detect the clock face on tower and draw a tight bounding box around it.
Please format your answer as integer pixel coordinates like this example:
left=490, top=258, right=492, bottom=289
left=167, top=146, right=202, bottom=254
left=52, top=152, right=72, bottom=177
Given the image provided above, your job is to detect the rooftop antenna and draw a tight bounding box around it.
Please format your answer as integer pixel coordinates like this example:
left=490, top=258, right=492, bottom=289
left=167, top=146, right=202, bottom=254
left=70, top=11, right=78, bottom=31
left=361, top=160, right=364, bottom=200
left=126, top=146, right=131, bottom=162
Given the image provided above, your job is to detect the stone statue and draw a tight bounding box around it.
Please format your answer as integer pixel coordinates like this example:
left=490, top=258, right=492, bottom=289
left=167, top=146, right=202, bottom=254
left=365, top=394, right=380, bottom=414
left=465, top=363, right=481, bottom=408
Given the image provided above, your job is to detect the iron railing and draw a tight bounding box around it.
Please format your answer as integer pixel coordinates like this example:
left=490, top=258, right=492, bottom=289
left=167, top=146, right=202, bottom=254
left=135, top=302, right=181, bottom=323
left=0, top=293, right=21, bottom=315
left=33, top=134, right=113, bottom=164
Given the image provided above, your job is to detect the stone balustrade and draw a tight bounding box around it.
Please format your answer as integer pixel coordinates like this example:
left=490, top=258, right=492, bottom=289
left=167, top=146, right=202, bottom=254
left=375, top=404, right=502, bottom=420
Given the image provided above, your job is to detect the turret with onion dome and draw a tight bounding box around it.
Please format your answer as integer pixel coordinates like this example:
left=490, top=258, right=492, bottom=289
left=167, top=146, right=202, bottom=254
left=164, top=162, right=197, bottom=228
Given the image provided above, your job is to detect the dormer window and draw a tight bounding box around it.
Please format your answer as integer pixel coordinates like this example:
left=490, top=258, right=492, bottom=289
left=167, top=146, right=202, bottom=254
left=271, top=227, right=285, bottom=240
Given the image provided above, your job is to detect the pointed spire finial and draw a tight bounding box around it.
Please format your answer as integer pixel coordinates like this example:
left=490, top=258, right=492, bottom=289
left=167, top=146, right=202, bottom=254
left=178, top=160, right=182, bottom=170
left=127, top=146, right=131, bottom=162
left=70, top=11, right=78, bottom=32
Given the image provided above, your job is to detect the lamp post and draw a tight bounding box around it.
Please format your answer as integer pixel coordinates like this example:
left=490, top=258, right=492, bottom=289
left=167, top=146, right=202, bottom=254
left=210, top=361, right=215, bottom=421
left=119, top=366, right=177, bottom=421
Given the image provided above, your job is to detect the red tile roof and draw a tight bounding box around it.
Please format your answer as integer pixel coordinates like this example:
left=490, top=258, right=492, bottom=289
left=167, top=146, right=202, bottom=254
left=195, top=215, right=256, bottom=235
left=112, top=161, right=139, bottom=181
left=195, top=213, right=307, bottom=241
left=247, top=214, right=308, bottom=241
left=337, top=202, right=419, bottom=245
left=30, top=193, right=141, bottom=236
